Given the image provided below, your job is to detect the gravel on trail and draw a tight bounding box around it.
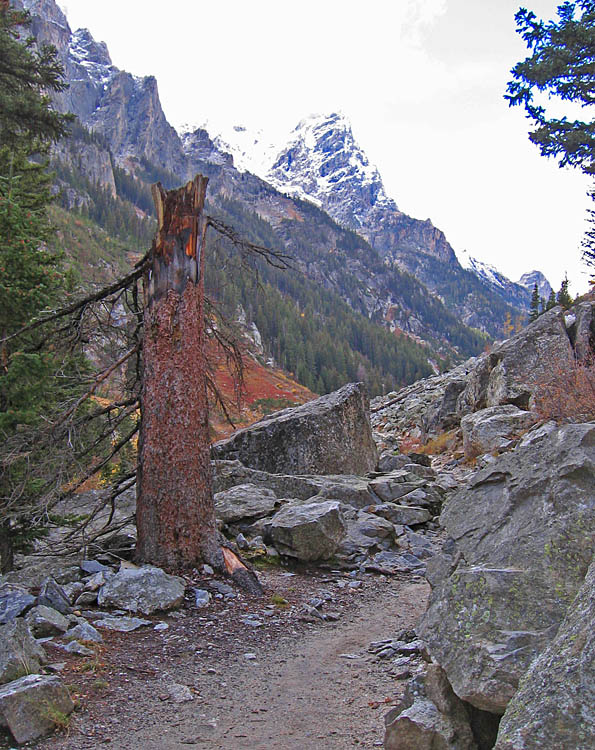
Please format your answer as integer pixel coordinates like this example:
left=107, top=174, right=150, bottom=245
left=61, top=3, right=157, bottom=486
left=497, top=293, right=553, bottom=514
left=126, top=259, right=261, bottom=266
left=23, top=568, right=429, bottom=750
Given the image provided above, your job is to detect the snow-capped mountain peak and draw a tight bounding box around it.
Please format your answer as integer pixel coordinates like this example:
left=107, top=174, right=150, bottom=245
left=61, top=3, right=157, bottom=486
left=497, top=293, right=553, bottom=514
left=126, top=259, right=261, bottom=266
left=518, top=270, right=553, bottom=301
left=266, top=112, right=397, bottom=227
left=182, top=120, right=281, bottom=179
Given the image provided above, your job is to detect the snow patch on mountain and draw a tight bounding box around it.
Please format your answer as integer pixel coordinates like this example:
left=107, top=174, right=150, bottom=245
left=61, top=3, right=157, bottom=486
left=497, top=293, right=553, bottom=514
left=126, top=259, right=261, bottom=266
left=180, top=121, right=281, bottom=178
left=69, top=28, right=115, bottom=88
left=457, top=249, right=510, bottom=289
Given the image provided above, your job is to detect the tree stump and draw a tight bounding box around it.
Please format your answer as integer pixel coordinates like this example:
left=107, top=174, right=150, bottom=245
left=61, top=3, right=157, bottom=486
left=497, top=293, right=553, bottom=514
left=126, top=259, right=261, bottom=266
left=136, top=175, right=221, bottom=569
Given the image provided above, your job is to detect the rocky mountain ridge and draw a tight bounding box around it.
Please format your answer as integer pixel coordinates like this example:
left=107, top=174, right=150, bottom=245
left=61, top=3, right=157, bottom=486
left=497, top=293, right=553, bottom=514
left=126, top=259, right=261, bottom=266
left=16, top=0, right=538, bottom=373
left=214, top=113, right=544, bottom=318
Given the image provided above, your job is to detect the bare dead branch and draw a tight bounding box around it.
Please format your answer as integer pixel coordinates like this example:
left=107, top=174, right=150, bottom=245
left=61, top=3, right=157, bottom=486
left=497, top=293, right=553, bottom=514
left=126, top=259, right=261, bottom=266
left=0, top=254, right=150, bottom=345
left=206, top=216, right=292, bottom=269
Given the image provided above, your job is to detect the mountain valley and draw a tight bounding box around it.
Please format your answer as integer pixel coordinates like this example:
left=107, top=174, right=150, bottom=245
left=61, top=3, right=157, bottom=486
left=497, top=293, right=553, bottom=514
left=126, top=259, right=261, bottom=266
left=13, top=0, right=555, bottom=399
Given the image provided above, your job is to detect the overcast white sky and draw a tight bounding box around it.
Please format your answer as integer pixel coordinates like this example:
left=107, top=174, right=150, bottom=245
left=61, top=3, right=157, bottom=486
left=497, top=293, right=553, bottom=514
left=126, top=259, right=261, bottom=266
left=59, top=0, right=593, bottom=294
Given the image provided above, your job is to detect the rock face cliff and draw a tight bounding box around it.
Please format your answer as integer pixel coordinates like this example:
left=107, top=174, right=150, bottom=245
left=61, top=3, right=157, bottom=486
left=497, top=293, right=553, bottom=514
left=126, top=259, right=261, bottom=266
left=18, top=0, right=188, bottom=180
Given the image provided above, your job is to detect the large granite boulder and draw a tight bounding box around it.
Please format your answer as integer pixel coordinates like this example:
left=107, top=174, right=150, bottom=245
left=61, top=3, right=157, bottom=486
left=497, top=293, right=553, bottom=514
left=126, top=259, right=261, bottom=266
left=212, top=382, right=377, bottom=475
left=213, top=461, right=376, bottom=508
left=420, top=422, right=595, bottom=714
left=97, top=565, right=185, bottom=615
left=462, top=308, right=574, bottom=412
left=572, top=300, right=595, bottom=362
left=267, top=501, right=346, bottom=561
left=460, top=405, right=538, bottom=458
left=494, top=555, right=595, bottom=749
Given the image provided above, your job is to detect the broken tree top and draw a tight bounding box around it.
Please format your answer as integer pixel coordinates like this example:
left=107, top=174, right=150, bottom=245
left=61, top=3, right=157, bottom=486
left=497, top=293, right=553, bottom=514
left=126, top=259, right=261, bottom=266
left=148, top=175, right=209, bottom=303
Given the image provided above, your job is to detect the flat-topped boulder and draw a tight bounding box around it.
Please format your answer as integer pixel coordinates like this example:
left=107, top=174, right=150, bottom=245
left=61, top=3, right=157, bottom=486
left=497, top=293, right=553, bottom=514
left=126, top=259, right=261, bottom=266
left=212, top=382, right=377, bottom=476
left=267, top=501, right=346, bottom=561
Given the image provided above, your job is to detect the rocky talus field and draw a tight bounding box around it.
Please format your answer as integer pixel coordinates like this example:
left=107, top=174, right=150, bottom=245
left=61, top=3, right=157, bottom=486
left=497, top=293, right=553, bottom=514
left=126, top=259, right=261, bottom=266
left=0, top=301, right=593, bottom=748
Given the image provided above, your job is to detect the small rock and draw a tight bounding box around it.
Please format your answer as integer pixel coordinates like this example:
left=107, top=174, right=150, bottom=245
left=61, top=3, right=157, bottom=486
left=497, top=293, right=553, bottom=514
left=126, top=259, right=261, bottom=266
left=166, top=683, right=194, bottom=703
left=240, top=617, right=263, bottom=628
left=0, top=619, right=46, bottom=684
left=45, top=662, right=67, bottom=673
left=60, top=641, right=94, bottom=656
left=61, top=581, right=84, bottom=603
left=24, top=606, right=69, bottom=638
left=74, top=591, right=98, bottom=607
left=94, top=616, right=151, bottom=632
left=83, top=571, right=113, bottom=592
left=209, top=581, right=234, bottom=596
left=36, top=578, right=72, bottom=616
left=64, top=622, right=102, bottom=643
left=202, top=564, right=214, bottom=576
left=97, top=566, right=185, bottom=615
left=154, top=622, right=169, bottom=631
left=236, top=533, right=249, bottom=550
left=0, top=585, right=35, bottom=625
left=244, top=653, right=257, bottom=660
left=193, top=589, right=211, bottom=608
left=80, top=560, right=111, bottom=575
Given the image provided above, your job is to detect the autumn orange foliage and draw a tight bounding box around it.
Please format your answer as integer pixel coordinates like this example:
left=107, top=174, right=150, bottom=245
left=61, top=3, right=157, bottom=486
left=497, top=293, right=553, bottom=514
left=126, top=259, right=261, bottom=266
left=533, top=356, right=595, bottom=423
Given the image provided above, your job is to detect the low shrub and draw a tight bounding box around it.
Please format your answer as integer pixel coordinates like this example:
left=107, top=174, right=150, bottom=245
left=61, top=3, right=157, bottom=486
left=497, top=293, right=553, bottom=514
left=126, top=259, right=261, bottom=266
left=533, top=356, right=595, bottom=423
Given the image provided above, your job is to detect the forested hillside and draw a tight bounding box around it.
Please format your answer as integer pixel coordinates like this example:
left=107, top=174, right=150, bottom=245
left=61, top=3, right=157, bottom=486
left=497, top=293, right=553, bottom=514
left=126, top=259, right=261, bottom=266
left=51, top=135, right=438, bottom=396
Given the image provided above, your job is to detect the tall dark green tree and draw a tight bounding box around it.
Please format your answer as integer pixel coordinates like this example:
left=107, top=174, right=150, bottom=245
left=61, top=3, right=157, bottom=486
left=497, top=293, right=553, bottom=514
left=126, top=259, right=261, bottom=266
left=546, top=288, right=558, bottom=309
left=506, top=1, right=595, bottom=175
left=529, top=282, right=541, bottom=321
left=506, top=2, right=595, bottom=274
left=557, top=273, right=573, bottom=308
left=0, top=3, right=73, bottom=570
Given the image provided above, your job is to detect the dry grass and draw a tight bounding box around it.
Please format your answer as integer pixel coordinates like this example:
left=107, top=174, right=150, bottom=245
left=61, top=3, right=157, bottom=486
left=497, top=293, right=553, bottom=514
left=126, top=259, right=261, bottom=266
left=419, top=429, right=459, bottom=455
left=533, top=356, right=595, bottom=423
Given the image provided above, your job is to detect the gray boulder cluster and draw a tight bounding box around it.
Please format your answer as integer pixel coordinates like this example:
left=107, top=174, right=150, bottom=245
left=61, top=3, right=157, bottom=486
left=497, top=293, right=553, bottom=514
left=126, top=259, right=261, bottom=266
left=211, top=383, right=453, bottom=573
left=376, top=301, right=595, bottom=749
left=371, top=304, right=594, bottom=451
left=0, top=561, right=185, bottom=743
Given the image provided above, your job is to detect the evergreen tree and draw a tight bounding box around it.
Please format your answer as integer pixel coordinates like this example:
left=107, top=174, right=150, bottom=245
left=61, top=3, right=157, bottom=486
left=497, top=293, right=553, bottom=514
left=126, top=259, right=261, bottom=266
left=529, top=282, right=540, bottom=321
left=506, top=1, right=595, bottom=176
left=557, top=274, right=573, bottom=309
left=507, top=2, right=595, bottom=274
left=0, top=4, right=73, bottom=570
left=546, top=289, right=558, bottom=309
left=0, top=4, right=71, bottom=149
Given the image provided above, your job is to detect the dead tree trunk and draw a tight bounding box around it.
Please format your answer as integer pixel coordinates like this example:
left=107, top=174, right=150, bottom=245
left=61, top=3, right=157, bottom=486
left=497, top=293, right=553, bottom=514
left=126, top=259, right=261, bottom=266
left=136, top=175, right=221, bottom=570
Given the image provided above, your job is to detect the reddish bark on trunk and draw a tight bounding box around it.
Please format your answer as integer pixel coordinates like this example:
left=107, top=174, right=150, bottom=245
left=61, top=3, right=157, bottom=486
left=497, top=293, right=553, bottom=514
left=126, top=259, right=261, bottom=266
left=136, top=175, right=221, bottom=570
